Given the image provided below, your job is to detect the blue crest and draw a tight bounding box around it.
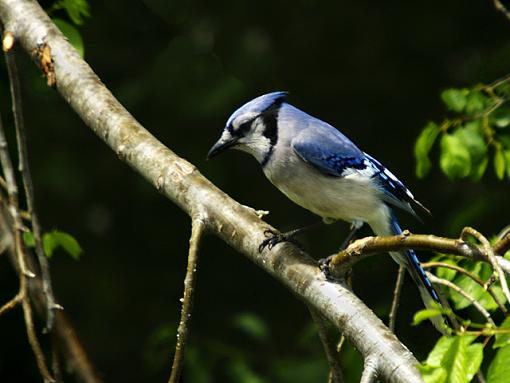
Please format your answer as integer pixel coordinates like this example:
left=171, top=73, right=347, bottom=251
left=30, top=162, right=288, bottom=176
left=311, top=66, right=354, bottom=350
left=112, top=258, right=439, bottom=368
left=226, top=91, right=288, bottom=128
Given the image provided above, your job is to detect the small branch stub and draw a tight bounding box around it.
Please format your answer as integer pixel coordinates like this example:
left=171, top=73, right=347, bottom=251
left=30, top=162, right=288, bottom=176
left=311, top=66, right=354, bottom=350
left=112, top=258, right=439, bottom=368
left=33, top=43, right=56, bottom=87
left=2, top=30, right=14, bottom=52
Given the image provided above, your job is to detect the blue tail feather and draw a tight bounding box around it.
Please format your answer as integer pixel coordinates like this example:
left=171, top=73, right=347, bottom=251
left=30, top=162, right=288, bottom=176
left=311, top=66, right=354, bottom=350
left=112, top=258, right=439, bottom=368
left=389, top=216, right=441, bottom=304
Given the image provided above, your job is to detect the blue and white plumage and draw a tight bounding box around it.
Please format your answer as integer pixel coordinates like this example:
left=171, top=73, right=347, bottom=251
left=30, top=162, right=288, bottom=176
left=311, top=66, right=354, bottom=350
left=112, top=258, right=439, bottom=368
left=208, top=91, right=443, bottom=330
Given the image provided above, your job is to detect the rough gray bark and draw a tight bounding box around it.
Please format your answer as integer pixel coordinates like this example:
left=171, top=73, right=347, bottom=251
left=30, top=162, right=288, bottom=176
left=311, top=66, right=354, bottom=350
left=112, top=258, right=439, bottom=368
left=0, top=0, right=424, bottom=381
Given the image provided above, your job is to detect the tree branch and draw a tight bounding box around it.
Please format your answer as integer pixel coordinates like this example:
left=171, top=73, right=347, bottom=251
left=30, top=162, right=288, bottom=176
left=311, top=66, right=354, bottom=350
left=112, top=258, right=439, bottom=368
left=168, top=218, right=204, bottom=383
left=0, top=200, right=103, bottom=383
left=4, top=37, right=59, bottom=332
left=308, top=306, right=344, bottom=383
left=0, top=1, right=426, bottom=381
left=389, top=265, right=405, bottom=332
left=422, top=261, right=508, bottom=314
left=327, top=231, right=510, bottom=279
left=427, top=273, right=495, bottom=326
left=491, top=0, right=510, bottom=21
left=0, top=109, right=53, bottom=381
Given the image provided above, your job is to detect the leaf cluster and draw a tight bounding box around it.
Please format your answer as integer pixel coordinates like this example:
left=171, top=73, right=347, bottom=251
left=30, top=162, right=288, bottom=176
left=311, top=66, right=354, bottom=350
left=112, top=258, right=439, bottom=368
left=415, top=79, right=510, bottom=181
left=415, top=249, right=510, bottom=382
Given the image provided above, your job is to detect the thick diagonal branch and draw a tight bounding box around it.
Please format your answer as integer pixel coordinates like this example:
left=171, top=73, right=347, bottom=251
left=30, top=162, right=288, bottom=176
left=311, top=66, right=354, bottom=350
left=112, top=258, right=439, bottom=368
left=0, top=1, right=425, bottom=381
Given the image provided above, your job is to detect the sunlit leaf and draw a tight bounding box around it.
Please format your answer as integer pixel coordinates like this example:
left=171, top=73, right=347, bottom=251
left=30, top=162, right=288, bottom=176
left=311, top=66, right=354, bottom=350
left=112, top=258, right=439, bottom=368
left=52, top=0, right=90, bottom=25
left=426, top=336, right=456, bottom=367
left=440, top=133, right=471, bottom=179
left=465, top=342, right=483, bottom=382
left=450, top=262, right=500, bottom=311
left=456, top=121, right=488, bottom=181
left=53, top=18, right=85, bottom=57
left=494, top=316, right=510, bottom=349
left=419, top=364, right=447, bottom=383
left=441, top=89, right=468, bottom=113
left=487, top=345, right=510, bottom=383
left=494, top=147, right=506, bottom=180
left=465, top=91, right=487, bottom=115
left=441, top=336, right=467, bottom=383
left=23, top=231, right=36, bottom=248
left=505, top=150, right=510, bottom=179
left=413, top=308, right=444, bottom=326
left=415, top=122, right=440, bottom=178
left=43, top=230, right=83, bottom=259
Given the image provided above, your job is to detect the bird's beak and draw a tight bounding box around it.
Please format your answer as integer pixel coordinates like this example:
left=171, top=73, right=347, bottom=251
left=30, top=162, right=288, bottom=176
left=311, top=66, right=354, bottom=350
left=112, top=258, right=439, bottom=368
left=207, top=135, right=239, bottom=160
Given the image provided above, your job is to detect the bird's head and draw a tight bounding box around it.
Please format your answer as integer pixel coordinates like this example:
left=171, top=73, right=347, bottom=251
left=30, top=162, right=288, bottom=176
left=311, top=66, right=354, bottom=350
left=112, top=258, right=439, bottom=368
left=207, top=91, right=288, bottom=164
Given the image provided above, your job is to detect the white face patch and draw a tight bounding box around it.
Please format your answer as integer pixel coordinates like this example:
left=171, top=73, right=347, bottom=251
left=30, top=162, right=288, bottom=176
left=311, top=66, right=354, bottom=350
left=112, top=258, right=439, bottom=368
left=235, top=118, right=272, bottom=163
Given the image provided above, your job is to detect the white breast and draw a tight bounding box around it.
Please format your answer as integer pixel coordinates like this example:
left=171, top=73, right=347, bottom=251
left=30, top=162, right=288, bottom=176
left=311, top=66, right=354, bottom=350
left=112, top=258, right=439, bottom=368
left=263, top=147, right=388, bottom=226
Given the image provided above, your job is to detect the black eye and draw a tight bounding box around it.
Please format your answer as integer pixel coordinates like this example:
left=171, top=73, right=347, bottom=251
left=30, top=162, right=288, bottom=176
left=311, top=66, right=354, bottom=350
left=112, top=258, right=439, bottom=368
left=235, top=120, right=253, bottom=136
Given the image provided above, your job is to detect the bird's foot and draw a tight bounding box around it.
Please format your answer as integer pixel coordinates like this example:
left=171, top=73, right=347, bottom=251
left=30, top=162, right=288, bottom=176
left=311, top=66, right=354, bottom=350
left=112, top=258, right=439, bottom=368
left=258, top=229, right=302, bottom=253
left=318, top=255, right=334, bottom=280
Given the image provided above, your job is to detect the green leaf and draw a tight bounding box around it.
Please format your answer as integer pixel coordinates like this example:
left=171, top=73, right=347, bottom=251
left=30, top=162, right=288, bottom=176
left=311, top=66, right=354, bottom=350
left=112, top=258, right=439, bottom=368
left=413, top=308, right=443, bottom=326
left=53, top=18, right=85, bottom=57
left=465, top=342, right=483, bottom=382
left=435, top=258, right=458, bottom=281
left=465, top=91, right=488, bottom=115
left=422, top=336, right=481, bottom=383
left=494, top=147, right=506, bottom=180
left=441, top=336, right=467, bottom=383
left=491, top=107, right=510, bottom=128
left=487, top=345, right=510, bottom=383
left=23, top=231, right=36, bottom=248
left=232, top=313, right=269, bottom=342
left=505, top=150, right=510, bottom=180
left=415, top=122, right=441, bottom=178
left=426, top=336, right=456, bottom=367
left=450, top=262, right=501, bottom=311
left=441, top=89, right=468, bottom=113
left=419, top=365, right=447, bottom=383
left=43, top=230, right=83, bottom=259
left=52, top=0, right=90, bottom=25
left=455, top=121, right=488, bottom=181
left=440, top=133, right=471, bottom=179
left=494, top=316, right=510, bottom=349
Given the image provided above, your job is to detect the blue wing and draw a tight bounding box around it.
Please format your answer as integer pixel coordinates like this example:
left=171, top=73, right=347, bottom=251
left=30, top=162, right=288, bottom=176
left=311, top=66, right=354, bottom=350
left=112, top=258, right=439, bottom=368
left=291, top=125, right=429, bottom=217
left=291, top=122, right=367, bottom=176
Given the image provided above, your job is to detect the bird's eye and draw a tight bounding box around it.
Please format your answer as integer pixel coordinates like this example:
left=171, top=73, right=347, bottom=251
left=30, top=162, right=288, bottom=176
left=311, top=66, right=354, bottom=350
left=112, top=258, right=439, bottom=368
left=236, top=120, right=252, bottom=136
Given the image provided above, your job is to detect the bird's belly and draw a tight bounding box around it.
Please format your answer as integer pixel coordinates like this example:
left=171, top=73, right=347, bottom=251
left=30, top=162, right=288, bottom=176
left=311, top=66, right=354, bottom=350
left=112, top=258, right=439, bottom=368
left=269, top=172, right=383, bottom=223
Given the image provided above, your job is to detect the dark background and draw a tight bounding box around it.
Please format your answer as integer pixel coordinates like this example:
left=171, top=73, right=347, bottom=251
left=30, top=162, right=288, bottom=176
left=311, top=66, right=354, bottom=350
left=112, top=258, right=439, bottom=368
left=1, top=0, right=509, bottom=381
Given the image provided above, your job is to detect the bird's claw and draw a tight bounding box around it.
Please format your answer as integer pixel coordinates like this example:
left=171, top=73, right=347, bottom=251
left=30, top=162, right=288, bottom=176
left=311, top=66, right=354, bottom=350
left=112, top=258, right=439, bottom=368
left=318, top=255, right=334, bottom=280
left=258, top=229, right=302, bottom=253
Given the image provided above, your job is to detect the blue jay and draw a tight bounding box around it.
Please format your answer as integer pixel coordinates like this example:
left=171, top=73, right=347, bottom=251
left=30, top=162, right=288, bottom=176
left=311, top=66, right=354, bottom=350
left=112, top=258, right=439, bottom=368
left=208, top=91, right=444, bottom=330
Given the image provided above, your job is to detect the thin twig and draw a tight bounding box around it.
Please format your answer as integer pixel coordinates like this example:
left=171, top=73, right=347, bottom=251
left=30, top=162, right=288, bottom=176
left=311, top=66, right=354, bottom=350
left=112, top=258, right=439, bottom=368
left=494, top=225, right=510, bottom=256
left=491, top=0, right=510, bottom=21
left=5, top=41, right=59, bottom=332
left=308, top=306, right=344, bottom=383
left=327, top=229, right=510, bottom=279
left=388, top=265, right=405, bottom=332
left=461, top=227, right=510, bottom=308
left=427, top=273, right=495, bottom=326
left=168, top=219, right=205, bottom=383
left=0, top=291, right=22, bottom=315
left=423, top=261, right=508, bottom=314
left=0, top=199, right=102, bottom=383
left=0, top=107, right=54, bottom=381
left=360, top=356, right=378, bottom=383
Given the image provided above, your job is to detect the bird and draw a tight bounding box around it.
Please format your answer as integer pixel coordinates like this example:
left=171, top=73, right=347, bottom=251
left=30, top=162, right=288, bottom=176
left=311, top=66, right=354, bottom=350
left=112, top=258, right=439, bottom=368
left=207, top=91, right=444, bottom=331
